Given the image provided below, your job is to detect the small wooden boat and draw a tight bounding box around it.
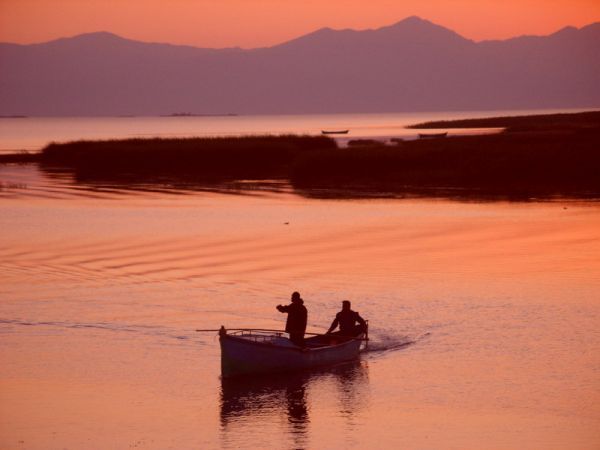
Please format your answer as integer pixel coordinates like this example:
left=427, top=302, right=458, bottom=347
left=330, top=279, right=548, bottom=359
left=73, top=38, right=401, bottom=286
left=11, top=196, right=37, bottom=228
left=321, top=130, right=349, bottom=135
left=418, top=132, right=448, bottom=139
left=218, top=326, right=366, bottom=377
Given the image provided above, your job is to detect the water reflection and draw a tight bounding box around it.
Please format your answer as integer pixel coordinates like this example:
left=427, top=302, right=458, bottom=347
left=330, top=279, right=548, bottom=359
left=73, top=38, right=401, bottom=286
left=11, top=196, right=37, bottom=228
left=30, top=165, right=580, bottom=201
left=220, top=361, right=369, bottom=449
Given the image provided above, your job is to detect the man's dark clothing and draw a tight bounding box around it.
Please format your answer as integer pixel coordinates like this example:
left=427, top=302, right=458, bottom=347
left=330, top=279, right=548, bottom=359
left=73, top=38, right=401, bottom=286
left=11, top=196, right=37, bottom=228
left=277, top=299, right=307, bottom=346
left=329, top=309, right=366, bottom=336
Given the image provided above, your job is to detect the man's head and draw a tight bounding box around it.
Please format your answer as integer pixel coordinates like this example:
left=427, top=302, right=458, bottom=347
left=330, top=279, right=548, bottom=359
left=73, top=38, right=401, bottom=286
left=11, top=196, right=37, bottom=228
left=342, top=300, right=351, bottom=310
left=291, top=291, right=301, bottom=302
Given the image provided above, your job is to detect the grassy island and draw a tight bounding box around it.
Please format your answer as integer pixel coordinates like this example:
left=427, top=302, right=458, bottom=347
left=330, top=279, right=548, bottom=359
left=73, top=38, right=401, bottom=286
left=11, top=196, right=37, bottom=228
left=406, top=110, right=600, bottom=132
left=292, top=126, right=600, bottom=198
left=38, top=135, right=336, bottom=181
left=1, top=111, right=599, bottom=198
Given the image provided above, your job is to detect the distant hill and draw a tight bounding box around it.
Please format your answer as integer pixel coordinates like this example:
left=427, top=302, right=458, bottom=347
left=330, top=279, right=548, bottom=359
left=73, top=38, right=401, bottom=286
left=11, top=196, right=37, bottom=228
left=1, top=16, right=599, bottom=116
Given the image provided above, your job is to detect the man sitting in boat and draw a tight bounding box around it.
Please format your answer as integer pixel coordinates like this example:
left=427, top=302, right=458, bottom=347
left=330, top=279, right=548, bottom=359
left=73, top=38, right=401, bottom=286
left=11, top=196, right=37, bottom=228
left=326, top=300, right=367, bottom=337
left=276, top=291, right=308, bottom=346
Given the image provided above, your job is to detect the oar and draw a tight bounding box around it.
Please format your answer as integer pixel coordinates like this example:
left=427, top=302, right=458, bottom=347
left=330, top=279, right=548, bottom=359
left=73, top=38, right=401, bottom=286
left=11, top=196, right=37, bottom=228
left=195, top=327, right=323, bottom=336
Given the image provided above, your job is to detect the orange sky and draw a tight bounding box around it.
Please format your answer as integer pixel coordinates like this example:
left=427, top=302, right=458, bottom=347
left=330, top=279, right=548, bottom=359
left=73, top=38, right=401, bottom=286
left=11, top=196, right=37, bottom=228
left=1, top=0, right=599, bottom=48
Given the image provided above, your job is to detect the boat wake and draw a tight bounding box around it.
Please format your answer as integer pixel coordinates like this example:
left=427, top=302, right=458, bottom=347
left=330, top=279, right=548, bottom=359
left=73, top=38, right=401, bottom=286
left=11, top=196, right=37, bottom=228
left=362, top=331, right=430, bottom=355
left=0, top=318, right=198, bottom=344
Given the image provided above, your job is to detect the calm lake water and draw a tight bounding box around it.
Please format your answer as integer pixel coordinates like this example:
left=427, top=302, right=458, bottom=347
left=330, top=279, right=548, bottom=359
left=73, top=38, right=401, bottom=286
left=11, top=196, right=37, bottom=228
left=1, top=112, right=600, bottom=449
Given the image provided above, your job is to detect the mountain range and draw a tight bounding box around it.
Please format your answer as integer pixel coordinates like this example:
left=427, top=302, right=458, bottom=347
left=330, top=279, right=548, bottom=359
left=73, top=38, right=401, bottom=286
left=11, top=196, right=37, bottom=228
left=1, top=16, right=599, bottom=116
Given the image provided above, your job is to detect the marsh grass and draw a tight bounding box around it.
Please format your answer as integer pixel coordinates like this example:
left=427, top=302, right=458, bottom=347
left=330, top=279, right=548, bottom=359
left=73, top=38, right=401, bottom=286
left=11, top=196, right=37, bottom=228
left=0, top=150, right=38, bottom=163
left=408, top=110, right=600, bottom=131
left=40, top=135, right=336, bottom=180
left=290, top=127, right=600, bottom=197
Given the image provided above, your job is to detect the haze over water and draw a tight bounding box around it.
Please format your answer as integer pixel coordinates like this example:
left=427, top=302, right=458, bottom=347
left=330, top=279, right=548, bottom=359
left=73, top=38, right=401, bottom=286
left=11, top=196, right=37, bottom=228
left=1, top=130, right=600, bottom=449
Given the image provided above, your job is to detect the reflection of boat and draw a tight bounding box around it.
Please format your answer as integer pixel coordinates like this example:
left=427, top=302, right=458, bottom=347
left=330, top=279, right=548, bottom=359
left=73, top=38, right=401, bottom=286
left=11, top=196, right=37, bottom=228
left=220, top=371, right=310, bottom=426
left=218, top=327, right=366, bottom=377
left=321, top=130, right=349, bottom=135
left=418, top=132, right=448, bottom=139
left=220, top=361, right=366, bottom=423
left=220, top=360, right=367, bottom=448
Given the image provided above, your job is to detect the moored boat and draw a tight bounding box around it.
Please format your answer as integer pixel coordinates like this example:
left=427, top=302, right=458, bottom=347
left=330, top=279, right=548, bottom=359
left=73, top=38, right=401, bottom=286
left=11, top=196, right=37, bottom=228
left=418, top=132, right=448, bottom=139
left=321, top=130, right=349, bottom=135
left=218, top=326, right=366, bottom=377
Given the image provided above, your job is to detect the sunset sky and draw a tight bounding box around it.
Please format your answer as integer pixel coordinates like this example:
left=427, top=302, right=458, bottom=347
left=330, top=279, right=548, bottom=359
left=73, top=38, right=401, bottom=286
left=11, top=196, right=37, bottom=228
left=1, top=0, right=599, bottom=48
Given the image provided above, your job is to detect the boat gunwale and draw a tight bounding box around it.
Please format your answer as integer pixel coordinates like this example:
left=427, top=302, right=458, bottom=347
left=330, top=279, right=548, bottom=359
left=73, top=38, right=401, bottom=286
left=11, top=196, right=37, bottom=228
left=220, top=331, right=363, bottom=353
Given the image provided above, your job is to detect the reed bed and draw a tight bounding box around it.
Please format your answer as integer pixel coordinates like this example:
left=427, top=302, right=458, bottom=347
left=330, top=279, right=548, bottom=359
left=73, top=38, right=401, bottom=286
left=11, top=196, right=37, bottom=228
left=407, top=110, right=600, bottom=131
left=291, top=127, right=600, bottom=197
left=39, top=135, right=336, bottom=180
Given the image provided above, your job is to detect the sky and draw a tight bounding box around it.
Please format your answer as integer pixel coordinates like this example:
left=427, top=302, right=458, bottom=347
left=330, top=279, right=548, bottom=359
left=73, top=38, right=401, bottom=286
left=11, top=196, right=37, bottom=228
left=1, top=0, right=599, bottom=48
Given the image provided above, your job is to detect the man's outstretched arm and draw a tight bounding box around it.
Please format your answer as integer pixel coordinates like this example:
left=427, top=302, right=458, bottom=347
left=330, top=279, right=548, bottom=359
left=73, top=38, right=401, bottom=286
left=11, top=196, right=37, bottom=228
left=326, top=317, right=339, bottom=334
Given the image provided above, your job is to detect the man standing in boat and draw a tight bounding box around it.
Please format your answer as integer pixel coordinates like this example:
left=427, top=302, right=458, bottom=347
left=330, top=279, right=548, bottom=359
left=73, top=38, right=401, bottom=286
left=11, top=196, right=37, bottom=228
left=326, top=300, right=367, bottom=337
left=276, top=291, right=308, bottom=347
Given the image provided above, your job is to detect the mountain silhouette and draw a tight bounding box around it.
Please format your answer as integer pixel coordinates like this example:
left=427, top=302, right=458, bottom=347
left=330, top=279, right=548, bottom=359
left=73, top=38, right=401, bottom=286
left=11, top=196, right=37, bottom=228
left=1, top=17, right=598, bottom=115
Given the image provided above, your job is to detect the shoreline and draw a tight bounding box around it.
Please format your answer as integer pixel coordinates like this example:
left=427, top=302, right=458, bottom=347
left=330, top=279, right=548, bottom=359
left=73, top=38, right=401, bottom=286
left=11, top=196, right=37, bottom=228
left=1, top=111, right=599, bottom=199
left=407, top=110, right=600, bottom=130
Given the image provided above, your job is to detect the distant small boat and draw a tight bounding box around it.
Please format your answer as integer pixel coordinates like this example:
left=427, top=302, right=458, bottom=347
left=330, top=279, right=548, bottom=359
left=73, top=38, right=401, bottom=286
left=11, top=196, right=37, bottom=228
left=321, top=130, right=349, bottom=135
left=418, top=132, right=448, bottom=139
left=217, top=326, right=367, bottom=377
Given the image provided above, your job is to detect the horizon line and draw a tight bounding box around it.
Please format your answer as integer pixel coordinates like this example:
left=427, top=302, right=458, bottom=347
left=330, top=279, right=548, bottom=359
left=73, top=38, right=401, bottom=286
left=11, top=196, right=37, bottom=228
left=2, top=16, right=598, bottom=50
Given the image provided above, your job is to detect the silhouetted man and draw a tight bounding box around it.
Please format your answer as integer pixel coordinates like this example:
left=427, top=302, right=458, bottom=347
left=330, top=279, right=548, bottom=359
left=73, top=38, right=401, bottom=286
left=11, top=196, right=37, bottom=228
left=276, top=291, right=308, bottom=346
left=326, top=300, right=367, bottom=337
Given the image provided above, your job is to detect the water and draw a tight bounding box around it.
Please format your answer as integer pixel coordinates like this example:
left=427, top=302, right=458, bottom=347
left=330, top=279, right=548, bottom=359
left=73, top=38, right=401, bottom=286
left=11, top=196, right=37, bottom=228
left=1, top=114, right=600, bottom=449
left=0, top=108, right=588, bottom=154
